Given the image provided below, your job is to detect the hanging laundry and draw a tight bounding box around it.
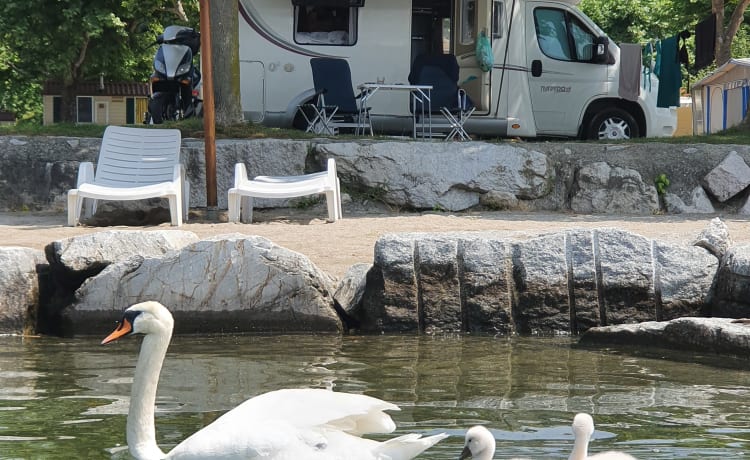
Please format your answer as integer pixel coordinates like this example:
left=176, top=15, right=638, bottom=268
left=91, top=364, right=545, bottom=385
left=642, top=41, right=654, bottom=92
left=678, top=30, right=691, bottom=68
left=619, top=43, right=642, bottom=101
left=694, top=14, right=716, bottom=70
left=656, top=35, right=682, bottom=108
left=654, top=40, right=662, bottom=78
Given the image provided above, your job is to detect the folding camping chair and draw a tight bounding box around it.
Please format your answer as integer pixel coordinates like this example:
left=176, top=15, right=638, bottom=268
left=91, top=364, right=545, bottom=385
left=300, top=57, right=372, bottom=136
left=409, top=54, right=475, bottom=140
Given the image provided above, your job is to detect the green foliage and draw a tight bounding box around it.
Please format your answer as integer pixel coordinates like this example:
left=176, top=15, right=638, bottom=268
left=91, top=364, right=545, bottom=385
left=580, top=0, right=750, bottom=91
left=655, top=173, right=671, bottom=195
left=0, top=0, right=199, bottom=121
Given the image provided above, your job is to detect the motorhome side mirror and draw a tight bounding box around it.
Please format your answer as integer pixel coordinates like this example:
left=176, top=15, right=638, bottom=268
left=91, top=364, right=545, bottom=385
left=593, top=36, right=609, bottom=63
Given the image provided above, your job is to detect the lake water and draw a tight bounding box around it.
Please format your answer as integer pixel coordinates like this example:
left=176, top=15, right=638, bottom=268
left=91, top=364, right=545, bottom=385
left=2, top=333, right=750, bottom=459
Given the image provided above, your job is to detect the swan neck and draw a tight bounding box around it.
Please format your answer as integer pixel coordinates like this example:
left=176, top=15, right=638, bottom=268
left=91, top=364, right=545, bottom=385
left=127, top=331, right=170, bottom=459
left=569, top=434, right=589, bottom=460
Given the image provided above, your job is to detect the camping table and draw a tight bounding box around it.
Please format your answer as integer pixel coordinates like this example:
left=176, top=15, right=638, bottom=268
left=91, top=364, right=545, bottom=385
left=357, top=83, right=433, bottom=139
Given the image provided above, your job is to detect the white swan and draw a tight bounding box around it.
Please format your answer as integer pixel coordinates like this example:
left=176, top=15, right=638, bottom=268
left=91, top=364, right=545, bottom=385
left=102, top=301, right=448, bottom=460
left=569, top=413, right=637, bottom=460
left=459, top=425, right=495, bottom=460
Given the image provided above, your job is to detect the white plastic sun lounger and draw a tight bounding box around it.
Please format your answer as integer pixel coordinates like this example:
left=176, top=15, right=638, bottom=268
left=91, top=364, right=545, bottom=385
left=67, top=125, right=188, bottom=226
left=227, top=158, right=342, bottom=224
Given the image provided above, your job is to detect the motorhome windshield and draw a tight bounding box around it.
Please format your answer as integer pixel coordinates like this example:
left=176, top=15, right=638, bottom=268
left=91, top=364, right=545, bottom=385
left=572, top=7, right=606, bottom=39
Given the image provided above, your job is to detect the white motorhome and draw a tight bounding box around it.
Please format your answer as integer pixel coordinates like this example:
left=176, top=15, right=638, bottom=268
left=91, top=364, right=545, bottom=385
left=238, top=0, right=677, bottom=139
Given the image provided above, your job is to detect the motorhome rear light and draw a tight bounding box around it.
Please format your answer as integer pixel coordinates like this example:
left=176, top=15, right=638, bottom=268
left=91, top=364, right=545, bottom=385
left=192, top=89, right=199, bottom=97
left=180, top=79, right=191, bottom=86
left=511, top=123, right=521, bottom=129
left=150, top=76, right=161, bottom=83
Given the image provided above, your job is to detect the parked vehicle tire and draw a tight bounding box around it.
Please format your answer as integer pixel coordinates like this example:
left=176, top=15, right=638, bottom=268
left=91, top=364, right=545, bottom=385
left=585, top=108, right=639, bottom=140
left=148, top=93, right=176, bottom=124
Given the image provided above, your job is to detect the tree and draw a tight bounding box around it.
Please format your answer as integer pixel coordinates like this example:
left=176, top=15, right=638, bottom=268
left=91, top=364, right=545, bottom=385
left=713, top=0, right=750, bottom=65
left=0, top=0, right=198, bottom=123
left=580, top=0, right=750, bottom=70
left=209, top=1, right=243, bottom=126
left=0, top=37, right=42, bottom=121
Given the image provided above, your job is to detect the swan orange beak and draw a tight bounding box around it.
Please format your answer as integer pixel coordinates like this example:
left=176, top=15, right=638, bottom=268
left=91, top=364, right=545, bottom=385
left=101, top=318, right=133, bottom=345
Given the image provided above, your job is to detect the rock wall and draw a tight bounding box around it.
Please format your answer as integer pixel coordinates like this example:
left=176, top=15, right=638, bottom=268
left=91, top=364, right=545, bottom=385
left=3, top=135, right=750, bottom=216
left=5, top=220, right=750, bottom=337
left=356, top=229, right=718, bottom=334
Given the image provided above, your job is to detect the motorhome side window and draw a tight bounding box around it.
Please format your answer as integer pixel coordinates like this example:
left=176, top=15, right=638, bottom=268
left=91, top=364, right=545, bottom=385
left=492, top=1, right=503, bottom=39
left=534, top=8, right=596, bottom=62
left=295, top=6, right=357, bottom=45
left=460, top=0, right=476, bottom=45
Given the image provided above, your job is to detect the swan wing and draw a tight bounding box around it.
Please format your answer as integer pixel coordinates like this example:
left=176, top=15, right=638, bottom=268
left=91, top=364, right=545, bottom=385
left=165, top=389, right=445, bottom=460
left=166, top=419, right=342, bottom=459
left=166, top=420, right=419, bottom=460
left=214, top=388, right=399, bottom=435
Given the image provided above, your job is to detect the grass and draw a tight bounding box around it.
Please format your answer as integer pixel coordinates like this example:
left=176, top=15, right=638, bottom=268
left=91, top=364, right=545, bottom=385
left=1, top=117, right=749, bottom=144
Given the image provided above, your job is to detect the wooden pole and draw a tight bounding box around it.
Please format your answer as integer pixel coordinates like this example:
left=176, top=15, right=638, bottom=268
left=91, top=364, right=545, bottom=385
left=199, top=0, right=217, bottom=212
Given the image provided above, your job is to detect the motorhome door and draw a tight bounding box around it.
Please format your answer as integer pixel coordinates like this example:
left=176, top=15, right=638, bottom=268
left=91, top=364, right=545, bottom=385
left=240, top=60, right=265, bottom=123
left=524, top=1, right=608, bottom=136
left=452, top=0, right=494, bottom=112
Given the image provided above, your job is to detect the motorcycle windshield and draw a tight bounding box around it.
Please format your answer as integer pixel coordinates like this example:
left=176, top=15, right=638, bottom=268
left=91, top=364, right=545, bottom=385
left=162, top=25, right=193, bottom=41
left=156, top=44, right=192, bottom=78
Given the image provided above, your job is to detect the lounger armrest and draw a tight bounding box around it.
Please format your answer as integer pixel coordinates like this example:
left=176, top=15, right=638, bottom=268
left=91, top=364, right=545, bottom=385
left=326, top=158, right=337, bottom=183
left=172, top=163, right=184, bottom=183
left=234, top=163, right=249, bottom=188
left=76, top=162, right=95, bottom=187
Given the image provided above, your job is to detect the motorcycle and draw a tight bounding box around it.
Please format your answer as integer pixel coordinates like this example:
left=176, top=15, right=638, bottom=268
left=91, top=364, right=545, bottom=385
left=145, top=25, right=203, bottom=124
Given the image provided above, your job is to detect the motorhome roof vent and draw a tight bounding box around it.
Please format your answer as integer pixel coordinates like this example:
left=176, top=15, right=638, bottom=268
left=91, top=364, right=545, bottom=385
left=292, top=0, right=364, bottom=7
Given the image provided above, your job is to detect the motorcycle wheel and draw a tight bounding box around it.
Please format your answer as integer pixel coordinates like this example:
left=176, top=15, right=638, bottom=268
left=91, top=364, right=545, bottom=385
left=148, top=93, right=176, bottom=124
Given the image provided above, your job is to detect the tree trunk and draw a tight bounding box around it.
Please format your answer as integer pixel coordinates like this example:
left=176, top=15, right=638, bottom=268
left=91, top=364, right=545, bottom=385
left=60, top=84, right=77, bottom=123
left=713, top=0, right=750, bottom=65
left=208, top=1, right=243, bottom=126
left=59, top=35, right=90, bottom=123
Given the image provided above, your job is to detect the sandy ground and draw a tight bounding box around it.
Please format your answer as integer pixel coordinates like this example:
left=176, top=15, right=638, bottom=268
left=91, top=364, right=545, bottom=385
left=2, top=206, right=749, bottom=279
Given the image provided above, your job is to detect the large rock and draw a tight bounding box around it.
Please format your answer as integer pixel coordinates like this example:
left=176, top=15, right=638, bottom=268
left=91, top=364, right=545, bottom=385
left=0, top=247, right=47, bottom=334
left=333, top=262, right=370, bottom=320
left=712, top=244, right=750, bottom=317
left=701, top=151, right=750, bottom=202
left=38, top=230, right=199, bottom=336
left=64, top=234, right=340, bottom=335
left=579, top=317, right=750, bottom=356
left=693, top=217, right=732, bottom=259
left=358, top=228, right=717, bottom=334
left=460, top=237, right=514, bottom=334
left=512, top=233, right=570, bottom=333
left=570, top=162, right=659, bottom=214
left=663, top=186, right=715, bottom=214
left=46, top=230, right=200, bottom=273
left=318, top=142, right=551, bottom=211
left=0, top=135, right=99, bottom=212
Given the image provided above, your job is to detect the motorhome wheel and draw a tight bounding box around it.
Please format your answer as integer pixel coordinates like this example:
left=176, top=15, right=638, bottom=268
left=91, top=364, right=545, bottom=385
left=586, top=108, right=639, bottom=140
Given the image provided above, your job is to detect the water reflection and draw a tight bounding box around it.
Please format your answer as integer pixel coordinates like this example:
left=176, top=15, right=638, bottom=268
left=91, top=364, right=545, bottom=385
left=1, top=334, right=750, bottom=458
